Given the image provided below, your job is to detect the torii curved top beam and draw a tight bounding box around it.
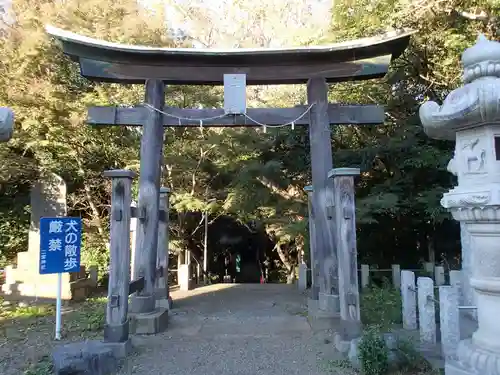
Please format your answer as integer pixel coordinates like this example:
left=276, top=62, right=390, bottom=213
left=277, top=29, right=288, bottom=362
left=45, top=25, right=414, bottom=85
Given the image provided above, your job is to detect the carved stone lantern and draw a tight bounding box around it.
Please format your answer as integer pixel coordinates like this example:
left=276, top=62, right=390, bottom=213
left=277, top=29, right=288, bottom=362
left=420, top=34, right=500, bottom=375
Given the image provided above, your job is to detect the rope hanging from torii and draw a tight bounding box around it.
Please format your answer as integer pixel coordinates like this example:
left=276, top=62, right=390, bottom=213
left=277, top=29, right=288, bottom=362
left=144, top=102, right=316, bottom=132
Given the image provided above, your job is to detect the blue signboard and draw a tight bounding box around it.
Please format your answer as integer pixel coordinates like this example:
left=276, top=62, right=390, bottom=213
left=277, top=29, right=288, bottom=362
left=39, top=217, right=82, bottom=275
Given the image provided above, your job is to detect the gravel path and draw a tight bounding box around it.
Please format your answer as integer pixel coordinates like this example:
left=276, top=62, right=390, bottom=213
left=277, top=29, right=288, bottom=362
left=118, top=283, right=344, bottom=375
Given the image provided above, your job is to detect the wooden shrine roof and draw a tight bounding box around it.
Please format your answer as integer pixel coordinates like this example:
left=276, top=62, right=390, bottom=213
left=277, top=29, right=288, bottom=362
left=45, top=25, right=414, bottom=85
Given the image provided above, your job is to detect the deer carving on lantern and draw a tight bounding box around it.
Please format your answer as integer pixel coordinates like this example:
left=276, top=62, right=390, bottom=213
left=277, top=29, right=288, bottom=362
left=462, top=138, right=486, bottom=173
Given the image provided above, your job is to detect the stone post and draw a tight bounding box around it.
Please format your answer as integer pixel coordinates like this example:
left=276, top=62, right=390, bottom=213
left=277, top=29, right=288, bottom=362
left=129, top=201, right=137, bottom=279
left=435, top=265, right=446, bottom=286
left=401, top=270, right=417, bottom=330
left=419, top=34, right=500, bottom=375
left=328, top=167, right=361, bottom=340
left=298, top=264, right=307, bottom=291
left=103, top=169, right=135, bottom=354
left=155, top=187, right=171, bottom=309
left=304, top=185, right=319, bottom=298
left=424, top=262, right=434, bottom=274
left=449, top=270, right=463, bottom=297
left=392, top=264, right=401, bottom=288
left=361, top=264, right=370, bottom=289
left=439, top=286, right=460, bottom=360
left=417, top=277, right=436, bottom=346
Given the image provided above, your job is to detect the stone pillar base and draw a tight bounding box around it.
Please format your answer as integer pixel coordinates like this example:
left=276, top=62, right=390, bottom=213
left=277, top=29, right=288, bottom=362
left=319, top=292, right=339, bottom=316
left=130, top=294, right=155, bottom=314
left=334, top=333, right=353, bottom=354
left=310, top=285, right=319, bottom=300
left=129, top=308, right=168, bottom=334
left=307, top=298, right=320, bottom=317
left=156, top=296, right=173, bottom=310
left=445, top=360, right=476, bottom=375
left=308, top=298, right=340, bottom=319
left=104, top=320, right=129, bottom=343
left=445, top=338, right=500, bottom=375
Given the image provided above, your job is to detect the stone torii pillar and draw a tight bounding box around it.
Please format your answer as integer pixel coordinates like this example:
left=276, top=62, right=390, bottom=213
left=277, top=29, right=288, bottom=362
left=420, top=35, right=500, bottom=375
left=308, top=78, right=339, bottom=317
left=129, top=80, right=169, bottom=333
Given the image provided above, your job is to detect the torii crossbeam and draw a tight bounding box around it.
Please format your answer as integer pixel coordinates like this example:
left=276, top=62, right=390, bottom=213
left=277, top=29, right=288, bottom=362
left=46, top=25, right=413, bottom=340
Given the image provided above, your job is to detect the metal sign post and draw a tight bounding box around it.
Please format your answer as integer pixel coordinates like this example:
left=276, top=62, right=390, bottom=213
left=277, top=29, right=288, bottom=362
left=39, top=217, right=82, bottom=340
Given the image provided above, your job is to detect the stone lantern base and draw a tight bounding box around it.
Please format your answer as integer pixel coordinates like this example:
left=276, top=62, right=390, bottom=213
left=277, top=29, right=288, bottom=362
left=446, top=339, right=500, bottom=375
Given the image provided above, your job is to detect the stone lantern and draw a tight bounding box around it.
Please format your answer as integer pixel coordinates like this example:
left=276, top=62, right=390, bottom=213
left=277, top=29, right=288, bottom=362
left=420, top=34, right=500, bottom=375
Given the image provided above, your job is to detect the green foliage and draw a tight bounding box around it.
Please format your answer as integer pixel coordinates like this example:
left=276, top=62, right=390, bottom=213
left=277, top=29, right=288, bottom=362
left=0, top=299, right=54, bottom=321
left=23, top=356, right=52, bottom=375
left=358, top=328, right=390, bottom=375
left=360, top=283, right=402, bottom=330
left=80, top=233, right=109, bottom=271
left=0, top=193, right=30, bottom=266
left=66, top=297, right=106, bottom=333
left=395, top=338, right=433, bottom=373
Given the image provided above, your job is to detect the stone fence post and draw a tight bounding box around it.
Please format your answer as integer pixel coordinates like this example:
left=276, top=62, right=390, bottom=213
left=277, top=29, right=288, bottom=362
left=401, top=270, right=417, bottom=330
left=439, top=285, right=460, bottom=359
left=434, top=265, right=445, bottom=286
left=304, top=185, right=318, bottom=298
left=155, top=187, right=171, bottom=308
left=129, top=200, right=137, bottom=279
left=328, top=167, right=361, bottom=341
left=417, top=277, right=436, bottom=346
left=103, top=169, right=135, bottom=347
left=360, top=264, right=369, bottom=289
left=392, top=264, right=401, bottom=288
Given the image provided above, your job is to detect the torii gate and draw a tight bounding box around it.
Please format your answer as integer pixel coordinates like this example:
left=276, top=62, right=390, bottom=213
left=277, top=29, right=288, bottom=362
left=46, top=26, right=412, bottom=343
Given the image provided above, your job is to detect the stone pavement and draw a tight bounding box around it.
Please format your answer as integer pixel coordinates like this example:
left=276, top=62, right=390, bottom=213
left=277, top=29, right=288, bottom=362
left=118, top=283, right=343, bottom=375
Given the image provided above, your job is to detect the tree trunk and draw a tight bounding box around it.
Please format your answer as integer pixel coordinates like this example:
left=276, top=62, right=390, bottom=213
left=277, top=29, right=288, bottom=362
left=274, top=243, right=295, bottom=284
left=427, top=233, right=436, bottom=264
left=286, top=268, right=296, bottom=284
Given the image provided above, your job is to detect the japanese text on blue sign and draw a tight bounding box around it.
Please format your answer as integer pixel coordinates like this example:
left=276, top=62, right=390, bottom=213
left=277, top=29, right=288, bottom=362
left=39, top=217, right=82, bottom=275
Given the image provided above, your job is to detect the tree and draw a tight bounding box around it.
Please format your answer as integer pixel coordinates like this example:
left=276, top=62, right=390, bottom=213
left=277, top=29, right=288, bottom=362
left=0, top=0, right=172, bottom=266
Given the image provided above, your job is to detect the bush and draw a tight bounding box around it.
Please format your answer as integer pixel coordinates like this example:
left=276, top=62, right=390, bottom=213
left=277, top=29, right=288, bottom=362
left=358, top=328, right=390, bottom=375
left=395, top=338, right=433, bottom=373
left=360, top=281, right=402, bottom=330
